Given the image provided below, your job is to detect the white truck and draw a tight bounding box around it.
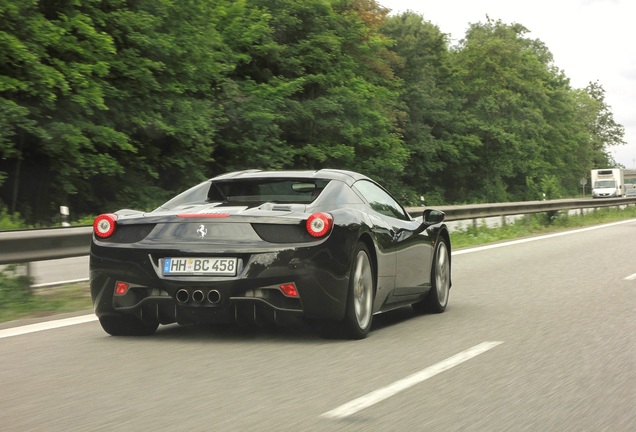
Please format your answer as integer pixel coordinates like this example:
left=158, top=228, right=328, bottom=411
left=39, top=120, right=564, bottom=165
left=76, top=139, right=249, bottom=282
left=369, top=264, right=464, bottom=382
left=591, top=168, right=625, bottom=198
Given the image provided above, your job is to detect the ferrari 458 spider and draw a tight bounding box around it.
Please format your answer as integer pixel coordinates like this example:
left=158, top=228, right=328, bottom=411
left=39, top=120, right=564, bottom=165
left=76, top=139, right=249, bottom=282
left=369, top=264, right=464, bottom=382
left=90, top=169, right=451, bottom=339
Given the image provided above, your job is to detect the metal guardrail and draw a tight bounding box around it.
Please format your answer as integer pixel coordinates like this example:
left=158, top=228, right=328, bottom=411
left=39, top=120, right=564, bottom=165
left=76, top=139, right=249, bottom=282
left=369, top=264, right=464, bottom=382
left=409, top=197, right=636, bottom=221
left=1, top=197, right=635, bottom=265
left=0, top=226, right=92, bottom=265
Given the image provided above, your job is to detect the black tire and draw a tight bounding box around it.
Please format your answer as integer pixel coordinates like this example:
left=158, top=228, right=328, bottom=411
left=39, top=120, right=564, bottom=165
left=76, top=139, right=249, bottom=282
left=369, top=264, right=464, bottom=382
left=413, top=237, right=450, bottom=314
left=341, top=242, right=375, bottom=339
left=99, top=314, right=158, bottom=336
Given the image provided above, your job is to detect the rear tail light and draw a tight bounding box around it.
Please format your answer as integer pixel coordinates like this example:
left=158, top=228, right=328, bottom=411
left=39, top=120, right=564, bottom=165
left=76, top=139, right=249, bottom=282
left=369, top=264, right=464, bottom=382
left=94, top=213, right=117, bottom=238
left=279, top=283, right=299, bottom=298
left=306, top=212, right=333, bottom=238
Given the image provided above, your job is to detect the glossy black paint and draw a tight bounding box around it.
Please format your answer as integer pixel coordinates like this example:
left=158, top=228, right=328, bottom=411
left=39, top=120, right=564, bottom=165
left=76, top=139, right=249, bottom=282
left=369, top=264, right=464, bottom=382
left=90, top=169, right=451, bottom=332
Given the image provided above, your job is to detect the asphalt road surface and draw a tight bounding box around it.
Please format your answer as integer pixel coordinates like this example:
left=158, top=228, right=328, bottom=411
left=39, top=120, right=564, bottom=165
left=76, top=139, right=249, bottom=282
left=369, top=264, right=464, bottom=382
left=2, top=220, right=635, bottom=431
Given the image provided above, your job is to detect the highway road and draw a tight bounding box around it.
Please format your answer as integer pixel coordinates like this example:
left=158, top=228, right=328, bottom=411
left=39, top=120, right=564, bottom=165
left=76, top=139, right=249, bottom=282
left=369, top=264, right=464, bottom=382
left=1, top=220, right=634, bottom=431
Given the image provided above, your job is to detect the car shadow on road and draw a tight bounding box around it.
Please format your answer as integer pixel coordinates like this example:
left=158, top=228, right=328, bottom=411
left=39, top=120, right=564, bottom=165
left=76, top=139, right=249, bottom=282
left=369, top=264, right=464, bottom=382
left=371, top=306, right=421, bottom=331
left=144, top=305, right=427, bottom=343
left=151, top=321, right=325, bottom=343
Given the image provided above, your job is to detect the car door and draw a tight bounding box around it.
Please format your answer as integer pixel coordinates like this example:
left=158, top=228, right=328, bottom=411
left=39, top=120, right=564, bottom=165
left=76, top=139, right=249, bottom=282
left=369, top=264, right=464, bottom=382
left=352, top=180, right=433, bottom=296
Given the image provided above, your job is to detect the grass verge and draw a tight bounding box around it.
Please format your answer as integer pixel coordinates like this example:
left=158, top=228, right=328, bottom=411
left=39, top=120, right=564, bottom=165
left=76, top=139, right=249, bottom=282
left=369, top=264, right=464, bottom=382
left=1, top=205, right=635, bottom=324
left=0, top=267, right=91, bottom=323
left=450, top=205, right=636, bottom=249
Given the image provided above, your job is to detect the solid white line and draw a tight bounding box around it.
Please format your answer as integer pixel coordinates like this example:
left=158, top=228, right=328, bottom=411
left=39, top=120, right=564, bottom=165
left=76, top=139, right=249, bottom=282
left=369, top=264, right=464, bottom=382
left=625, top=273, right=636, bottom=281
left=0, top=314, right=97, bottom=340
left=453, top=219, right=636, bottom=255
left=321, top=341, right=504, bottom=419
left=32, top=278, right=89, bottom=289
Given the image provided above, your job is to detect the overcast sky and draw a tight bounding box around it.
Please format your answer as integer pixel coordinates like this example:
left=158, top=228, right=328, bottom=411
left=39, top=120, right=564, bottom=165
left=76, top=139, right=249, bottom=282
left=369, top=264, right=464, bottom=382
left=379, top=0, right=636, bottom=169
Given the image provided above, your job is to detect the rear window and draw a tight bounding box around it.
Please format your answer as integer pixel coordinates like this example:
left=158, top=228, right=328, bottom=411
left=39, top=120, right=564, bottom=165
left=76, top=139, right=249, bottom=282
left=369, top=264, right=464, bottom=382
left=158, top=178, right=330, bottom=210
left=210, top=179, right=330, bottom=204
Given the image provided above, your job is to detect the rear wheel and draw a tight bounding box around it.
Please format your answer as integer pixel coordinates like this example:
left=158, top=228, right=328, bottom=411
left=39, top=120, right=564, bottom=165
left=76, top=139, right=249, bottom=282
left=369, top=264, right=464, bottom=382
left=342, top=243, right=375, bottom=339
left=99, top=314, right=158, bottom=336
left=413, top=237, right=450, bottom=314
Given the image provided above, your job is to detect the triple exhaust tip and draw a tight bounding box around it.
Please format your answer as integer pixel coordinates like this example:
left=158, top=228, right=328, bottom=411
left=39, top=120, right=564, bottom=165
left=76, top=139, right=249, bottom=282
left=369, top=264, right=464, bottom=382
left=176, top=289, right=221, bottom=304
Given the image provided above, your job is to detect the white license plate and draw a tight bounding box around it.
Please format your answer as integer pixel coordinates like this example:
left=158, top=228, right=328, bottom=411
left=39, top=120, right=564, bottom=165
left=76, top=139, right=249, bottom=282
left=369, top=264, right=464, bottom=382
left=162, top=257, right=237, bottom=275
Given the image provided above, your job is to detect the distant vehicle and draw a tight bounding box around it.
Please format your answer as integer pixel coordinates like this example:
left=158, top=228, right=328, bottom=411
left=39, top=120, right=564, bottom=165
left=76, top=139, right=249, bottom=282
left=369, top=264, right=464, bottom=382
left=626, top=185, right=636, bottom=197
left=90, top=169, right=452, bottom=339
left=591, top=168, right=625, bottom=198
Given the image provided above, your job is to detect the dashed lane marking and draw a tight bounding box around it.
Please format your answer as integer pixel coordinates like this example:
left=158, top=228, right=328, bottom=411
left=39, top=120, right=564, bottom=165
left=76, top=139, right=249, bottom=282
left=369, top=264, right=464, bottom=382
left=321, top=341, right=504, bottom=420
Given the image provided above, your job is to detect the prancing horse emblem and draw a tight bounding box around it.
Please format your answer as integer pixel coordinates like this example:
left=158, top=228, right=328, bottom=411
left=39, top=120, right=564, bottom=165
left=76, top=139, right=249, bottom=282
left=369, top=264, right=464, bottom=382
left=196, top=225, right=207, bottom=239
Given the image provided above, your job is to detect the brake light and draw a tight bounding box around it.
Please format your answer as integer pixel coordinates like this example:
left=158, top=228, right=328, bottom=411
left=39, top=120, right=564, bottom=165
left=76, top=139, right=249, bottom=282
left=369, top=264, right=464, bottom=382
left=115, top=281, right=129, bottom=296
left=94, top=213, right=117, bottom=238
left=306, top=212, right=333, bottom=238
left=279, top=283, right=299, bottom=298
left=177, top=213, right=230, bottom=218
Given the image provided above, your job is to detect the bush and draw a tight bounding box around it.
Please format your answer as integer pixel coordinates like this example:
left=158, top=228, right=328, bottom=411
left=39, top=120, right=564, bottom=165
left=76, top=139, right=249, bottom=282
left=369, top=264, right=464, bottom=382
left=0, top=265, right=34, bottom=319
left=0, top=207, right=30, bottom=230
left=72, top=215, right=97, bottom=226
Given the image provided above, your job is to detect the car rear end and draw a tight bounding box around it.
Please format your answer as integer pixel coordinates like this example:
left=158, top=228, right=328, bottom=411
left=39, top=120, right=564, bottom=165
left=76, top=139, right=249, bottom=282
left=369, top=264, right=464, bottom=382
left=90, top=177, right=356, bottom=333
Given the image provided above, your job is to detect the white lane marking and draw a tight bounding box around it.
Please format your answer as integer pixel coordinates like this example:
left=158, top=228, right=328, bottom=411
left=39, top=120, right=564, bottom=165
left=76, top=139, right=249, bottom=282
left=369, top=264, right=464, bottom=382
left=32, top=278, right=89, bottom=289
left=0, top=315, right=97, bottom=340
left=625, top=273, right=636, bottom=281
left=321, top=341, right=504, bottom=420
left=453, top=219, right=636, bottom=256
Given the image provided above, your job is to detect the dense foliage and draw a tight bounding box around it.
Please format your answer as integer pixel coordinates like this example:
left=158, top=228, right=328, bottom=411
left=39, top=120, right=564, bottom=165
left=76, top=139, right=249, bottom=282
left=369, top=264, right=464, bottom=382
left=0, top=0, right=625, bottom=224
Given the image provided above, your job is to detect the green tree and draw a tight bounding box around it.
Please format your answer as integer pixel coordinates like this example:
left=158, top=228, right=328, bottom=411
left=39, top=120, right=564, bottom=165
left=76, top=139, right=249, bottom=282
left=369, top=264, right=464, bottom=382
left=450, top=19, right=575, bottom=201
left=381, top=12, right=461, bottom=204
left=0, top=2, right=628, bottom=225
left=1, top=0, right=122, bottom=220
left=213, top=0, right=407, bottom=191
left=580, top=81, right=625, bottom=166
left=0, top=0, right=267, bottom=221
left=86, top=0, right=243, bottom=210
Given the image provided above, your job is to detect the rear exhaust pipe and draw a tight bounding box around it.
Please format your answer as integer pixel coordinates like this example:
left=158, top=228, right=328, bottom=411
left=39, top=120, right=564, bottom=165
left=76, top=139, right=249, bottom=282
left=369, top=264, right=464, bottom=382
left=192, top=290, right=205, bottom=303
left=176, top=289, right=189, bottom=303
left=207, top=290, right=221, bottom=304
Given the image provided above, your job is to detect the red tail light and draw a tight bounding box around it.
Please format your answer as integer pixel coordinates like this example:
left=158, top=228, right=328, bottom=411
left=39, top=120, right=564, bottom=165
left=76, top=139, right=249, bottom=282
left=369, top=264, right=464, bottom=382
left=94, top=213, right=117, bottom=238
left=306, top=212, right=333, bottom=238
left=279, top=283, right=299, bottom=298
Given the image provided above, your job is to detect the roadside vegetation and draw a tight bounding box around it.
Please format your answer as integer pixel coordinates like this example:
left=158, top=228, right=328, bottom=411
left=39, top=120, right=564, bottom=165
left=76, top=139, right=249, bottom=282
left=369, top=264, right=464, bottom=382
left=0, top=1, right=625, bottom=226
left=2, top=206, right=635, bottom=324
left=451, top=205, right=636, bottom=248
left=0, top=265, right=91, bottom=323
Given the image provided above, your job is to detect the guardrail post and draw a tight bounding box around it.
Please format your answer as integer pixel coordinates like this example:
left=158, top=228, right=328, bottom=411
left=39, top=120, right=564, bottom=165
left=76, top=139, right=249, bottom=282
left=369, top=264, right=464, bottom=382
left=25, top=262, right=34, bottom=294
left=60, top=206, right=70, bottom=227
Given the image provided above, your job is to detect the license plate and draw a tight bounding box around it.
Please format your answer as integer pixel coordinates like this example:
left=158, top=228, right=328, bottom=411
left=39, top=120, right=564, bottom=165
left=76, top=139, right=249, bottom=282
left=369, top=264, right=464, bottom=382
left=162, top=257, right=237, bottom=275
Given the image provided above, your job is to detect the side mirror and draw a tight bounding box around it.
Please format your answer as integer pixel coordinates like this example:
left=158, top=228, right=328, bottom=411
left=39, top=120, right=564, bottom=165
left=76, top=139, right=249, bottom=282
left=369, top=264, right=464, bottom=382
left=423, top=209, right=445, bottom=225
left=413, top=209, right=445, bottom=236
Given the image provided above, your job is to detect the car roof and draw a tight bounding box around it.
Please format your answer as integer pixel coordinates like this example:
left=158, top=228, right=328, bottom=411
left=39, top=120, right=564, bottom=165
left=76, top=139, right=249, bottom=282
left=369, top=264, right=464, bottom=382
left=211, top=169, right=371, bottom=187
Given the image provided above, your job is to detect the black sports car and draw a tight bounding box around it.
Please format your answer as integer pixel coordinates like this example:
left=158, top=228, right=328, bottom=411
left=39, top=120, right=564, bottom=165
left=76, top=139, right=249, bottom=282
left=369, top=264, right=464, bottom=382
left=90, top=169, right=451, bottom=339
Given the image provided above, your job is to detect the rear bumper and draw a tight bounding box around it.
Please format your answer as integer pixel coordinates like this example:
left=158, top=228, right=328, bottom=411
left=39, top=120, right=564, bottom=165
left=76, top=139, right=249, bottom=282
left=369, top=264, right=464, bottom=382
left=90, top=240, right=353, bottom=325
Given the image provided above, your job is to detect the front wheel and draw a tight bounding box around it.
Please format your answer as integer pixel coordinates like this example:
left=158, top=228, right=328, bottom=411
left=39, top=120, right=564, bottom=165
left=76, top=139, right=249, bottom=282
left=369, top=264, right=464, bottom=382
left=413, top=237, right=450, bottom=314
